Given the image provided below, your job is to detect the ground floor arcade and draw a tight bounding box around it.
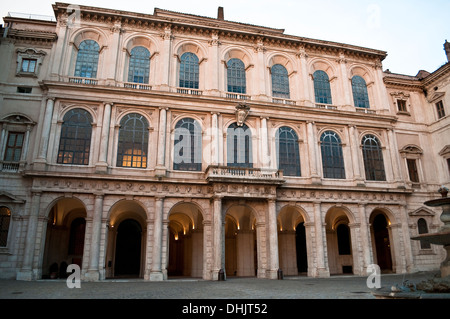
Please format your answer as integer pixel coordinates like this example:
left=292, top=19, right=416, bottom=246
left=11, top=177, right=440, bottom=282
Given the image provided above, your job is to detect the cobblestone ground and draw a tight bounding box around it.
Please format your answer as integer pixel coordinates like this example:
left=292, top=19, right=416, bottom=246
left=0, top=271, right=441, bottom=299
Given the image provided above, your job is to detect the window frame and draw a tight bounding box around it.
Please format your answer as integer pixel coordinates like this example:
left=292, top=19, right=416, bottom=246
left=0, top=206, right=11, bottom=248
left=127, top=46, right=151, bottom=84
left=116, top=113, right=149, bottom=169
left=227, top=123, right=252, bottom=168
left=15, top=48, right=46, bottom=78
left=361, top=134, right=386, bottom=181
left=276, top=126, right=301, bottom=176
left=351, top=75, right=370, bottom=109
left=179, top=52, right=200, bottom=89
left=436, top=100, right=446, bottom=119
left=74, top=39, right=100, bottom=79
left=57, top=108, right=93, bottom=166
left=271, top=64, right=290, bottom=99
left=173, top=118, right=202, bottom=172
left=320, top=130, right=345, bottom=179
left=226, top=58, right=247, bottom=94
left=313, top=70, right=333, bottom=105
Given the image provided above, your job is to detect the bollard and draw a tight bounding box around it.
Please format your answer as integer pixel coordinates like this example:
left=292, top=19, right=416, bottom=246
left=218, top=268, right=225, bottom=281
left=277, top=268, right=283, bottom=280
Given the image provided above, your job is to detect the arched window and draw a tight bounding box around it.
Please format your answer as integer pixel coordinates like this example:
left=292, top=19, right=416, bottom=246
left=227, top=123, right=252, bottom=167
left=179, top=52, right=199, bottom=89
left=227, top=58, right=246, bottom=94
left=314, top=70, right=332, bottom=104
left=74, top=40, right=100, bottom=78
left=418, top=218, right=431, bottom=249
left=173, top=118, right=202, bottom=171
left=128, top=46, right=150, bottom=83
left=351, top=75, right=370, bottom=108
left=57, top=108, right=93, bottom=165
left=320, top=131, right=345, bottom=179
left=362, top=134, right=386, bottom=181
left=116, top=113, right=149, bottom=168
left=276, top=126, right=300, bottom=176
left=0, top=206, right=11, bottom=247
left=271, top=64, right=290, bottom=98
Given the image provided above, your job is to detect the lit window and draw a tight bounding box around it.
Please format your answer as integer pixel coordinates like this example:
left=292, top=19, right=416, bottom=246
left=436, top=100, right=446, bottom=119
left=320, top=131, right=345, bottom=179
left=179, top=52, right=199, bottom=89
left=117, top=113, right=149, bottom=168
left=173, top=118, right=202, bottom=171
left=352, top=76, right=370, bottom=108
left=276, top=126, right=300, bottom=176
left=271, top=64, right=290, bottom=99
left=227, top=58, right=246, bottom=94
left=314, top=70, right=332, bottom=104
left=57, top=109, right=93, bottom=165
left=74, top=40, right=100, bottom=78
left=361, top=134, right=386, bottom=181
left=128, top=46, right=150, bottom=84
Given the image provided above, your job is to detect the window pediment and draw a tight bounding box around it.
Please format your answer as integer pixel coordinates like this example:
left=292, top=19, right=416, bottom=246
left=409, top=207, right=435, bottom=217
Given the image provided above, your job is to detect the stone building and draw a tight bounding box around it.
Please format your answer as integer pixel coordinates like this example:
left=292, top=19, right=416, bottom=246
left=0, top=3, right=448, bottom=281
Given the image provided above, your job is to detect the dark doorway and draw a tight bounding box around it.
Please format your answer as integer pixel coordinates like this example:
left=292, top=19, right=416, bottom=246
left=296, top=222, right=308, bottom=273
left=373, top=214, right=393, bottom=272
left=114, top=219, right=142, bottom=277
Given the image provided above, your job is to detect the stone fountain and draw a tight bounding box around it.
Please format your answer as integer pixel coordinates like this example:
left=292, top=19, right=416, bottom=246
left=412, top=186, right=450, bottom=278
left=373, top=186, right=450, bottom=298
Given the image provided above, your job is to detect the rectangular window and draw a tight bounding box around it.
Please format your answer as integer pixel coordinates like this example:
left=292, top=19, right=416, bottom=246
left=21, top=59, right=37, bottom=73
left=397, top=99, right=407, bottom=112
left=447, top=158, right=450, bottom=177
left=406, top=158, right=420, bottom=183
left=436, top=100, right=446, bottom=119
left=4, top=132, right=24, bottom=162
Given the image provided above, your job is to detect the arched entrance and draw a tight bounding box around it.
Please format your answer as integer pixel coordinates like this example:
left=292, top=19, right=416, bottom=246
left=325, top=207, right=355, bottom=275
left=277, top=206, right=308, bottom=276
left=371, top=212, right=393, bottom=273
left=225, top=205, right=257, bottom=277
left=168, top=202, right=204, bottom=278
left=106, top=200, right=147, bottom=279
left=42, top=198, right=86, bottom=279
left=114, top=219, right=142, bottom=277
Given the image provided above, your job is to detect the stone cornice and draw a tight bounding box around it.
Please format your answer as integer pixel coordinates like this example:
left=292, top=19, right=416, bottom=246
left=52, top=2, right=387, bottom=61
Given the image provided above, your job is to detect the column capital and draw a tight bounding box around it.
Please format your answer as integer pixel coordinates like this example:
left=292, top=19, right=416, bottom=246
left=103, top=102, right=114, bottom=106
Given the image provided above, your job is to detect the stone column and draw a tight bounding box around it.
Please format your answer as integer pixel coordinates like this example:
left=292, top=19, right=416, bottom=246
left=208, top=31, right=220, bottom=96
left=260, top=117, right=270, bottom=169
left=155, top=107, right=167, bottom=176
left=349, top=125, right=364, bottom=185
left=212, top=196, right=224, bottom=280
left=338, top=52, right=352, bottom=107
left=36, top=98, right=55, bottom=165
left=150, top=197, right=164, bottom=281
left=298, top=46, right=311, bottom=106
left=358, top=204, right=373, bottom=272
left=307, top=121, right=320, bottom=183
left=85, top=194, right=103, bottom=281
left=105, top=22, right=121, bottom=85
left=211, top=112, right=219, bottom=165
left=313, top=202, right=329, bottom=277
left=96, top=102, right=112, bottom=172
left=255, top=38, right=268, bottom=100
left=160, top=26, right=172, bottom=91
left=16, top=191, right=41, bottom=281
left=267, top=199, right=279, bottom=279
left=399, top=204, right=415, bottom=273
left=387, top=128, right=403, bottom=184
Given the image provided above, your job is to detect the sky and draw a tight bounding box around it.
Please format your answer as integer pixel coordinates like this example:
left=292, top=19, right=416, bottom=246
left=1, top=0, right=449, bottom=76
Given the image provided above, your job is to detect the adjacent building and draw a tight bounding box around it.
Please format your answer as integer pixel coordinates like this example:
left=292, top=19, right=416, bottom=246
left=0, top=3, right=448, bottom=281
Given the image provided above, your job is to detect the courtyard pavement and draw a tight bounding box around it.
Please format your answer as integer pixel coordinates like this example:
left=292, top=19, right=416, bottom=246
left=0, top=271, right=447, bottom=317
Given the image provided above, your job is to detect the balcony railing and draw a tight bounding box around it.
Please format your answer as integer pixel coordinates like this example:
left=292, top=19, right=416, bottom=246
left=176, top=87, right=203, bottom=95
left=123, top=82, right=152, bottom=90
left=315, top=103, right=338, bottom=110
left=355, top=107, right=376, bottom=114
left=273, top=97, right=296, bottom=105
left=0, top=161, right=20, bottom=173
left=206, top=165, right=284, bottom=184
left=226, top=93, right=251, bottom=100
left=68, top=76, right=98, bottom=85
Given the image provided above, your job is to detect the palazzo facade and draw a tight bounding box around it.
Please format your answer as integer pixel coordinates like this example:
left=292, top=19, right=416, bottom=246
left=0, top=3, right=449, bottom=281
